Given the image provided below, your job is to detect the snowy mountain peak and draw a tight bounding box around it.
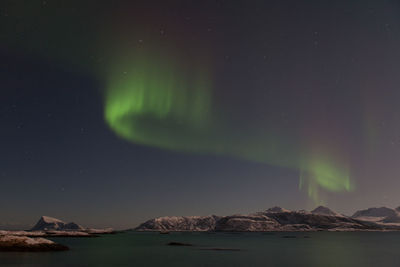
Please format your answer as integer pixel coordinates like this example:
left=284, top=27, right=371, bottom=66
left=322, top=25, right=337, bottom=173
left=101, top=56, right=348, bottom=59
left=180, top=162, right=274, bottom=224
left=31, top=216, right=83, bottom=231
left=41, top=216, right=64, bottom=224
left=311, top=206, right=340, bottom=216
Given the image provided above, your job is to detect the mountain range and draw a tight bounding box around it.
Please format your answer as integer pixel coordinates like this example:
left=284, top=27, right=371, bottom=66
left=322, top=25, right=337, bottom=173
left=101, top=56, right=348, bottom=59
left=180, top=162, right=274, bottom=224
left=135, top=206, right=400, bottom=232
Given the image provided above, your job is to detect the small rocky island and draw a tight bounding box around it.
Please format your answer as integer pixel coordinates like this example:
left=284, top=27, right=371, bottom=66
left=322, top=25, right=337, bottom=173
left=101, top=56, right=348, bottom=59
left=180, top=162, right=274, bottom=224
left=0, top=216, right=114, bottom=252
left=135, top=206, right=400, bottom=232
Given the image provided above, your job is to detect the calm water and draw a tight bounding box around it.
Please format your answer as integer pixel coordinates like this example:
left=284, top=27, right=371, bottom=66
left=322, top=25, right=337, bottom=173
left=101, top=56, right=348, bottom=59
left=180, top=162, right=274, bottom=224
left=1, top=231, right=400, bottom=267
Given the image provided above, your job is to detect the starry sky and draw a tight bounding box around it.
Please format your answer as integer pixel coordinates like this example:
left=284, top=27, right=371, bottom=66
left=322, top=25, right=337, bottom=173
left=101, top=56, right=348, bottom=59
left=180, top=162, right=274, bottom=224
left=1, top=0, right=400, bottom=229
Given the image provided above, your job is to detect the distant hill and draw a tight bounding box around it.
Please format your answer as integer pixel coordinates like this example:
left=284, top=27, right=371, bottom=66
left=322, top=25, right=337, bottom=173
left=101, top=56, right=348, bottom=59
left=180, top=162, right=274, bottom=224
left=135, top=206, right=400, bottom=232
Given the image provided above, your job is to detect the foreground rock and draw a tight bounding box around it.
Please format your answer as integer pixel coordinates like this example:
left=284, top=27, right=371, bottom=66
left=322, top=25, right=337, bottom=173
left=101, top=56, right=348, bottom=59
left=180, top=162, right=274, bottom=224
left=0, top=235, right=68, bottom=252
left=136, top=206, right=400, bottom=232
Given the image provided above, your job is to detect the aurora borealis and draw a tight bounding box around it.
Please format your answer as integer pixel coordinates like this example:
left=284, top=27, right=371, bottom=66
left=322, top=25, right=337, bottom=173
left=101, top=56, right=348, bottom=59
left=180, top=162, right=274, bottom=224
left=1, top=0, right=400, bottom=228
left=102, top=7, right=354, bottom=204
left=104, top=52, right=354, bottom=204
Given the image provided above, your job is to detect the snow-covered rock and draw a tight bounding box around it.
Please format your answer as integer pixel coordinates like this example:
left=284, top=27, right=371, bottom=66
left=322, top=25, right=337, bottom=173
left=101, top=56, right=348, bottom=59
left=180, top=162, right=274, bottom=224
left=86, top=228, right=115, bottom=234
left=31, top=216, right=83, bottom=231
left=0, top=235, right=68, bottom=251
left=0, top=230, right=44, bottom=237
left=0, top=229, right=113, bottom=238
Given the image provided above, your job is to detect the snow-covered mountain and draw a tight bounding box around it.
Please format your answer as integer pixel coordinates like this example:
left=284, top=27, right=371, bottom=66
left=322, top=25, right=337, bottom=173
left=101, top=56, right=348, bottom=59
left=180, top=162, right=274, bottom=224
left=352, top=207, right=397, bottom=218
left=135, top=206, right=400, bottom=232
left=351, top=207, right=400, bottom=223
left=31, top=216, right=83, bottom=231
left=311, top=206, right=342, bottom=217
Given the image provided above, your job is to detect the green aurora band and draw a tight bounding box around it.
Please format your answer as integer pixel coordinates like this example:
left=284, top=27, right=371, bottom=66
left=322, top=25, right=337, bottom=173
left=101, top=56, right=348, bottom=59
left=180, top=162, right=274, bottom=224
left=104, top=51, right=353, bottom=205
left=104, top=52, right=213, bottom=152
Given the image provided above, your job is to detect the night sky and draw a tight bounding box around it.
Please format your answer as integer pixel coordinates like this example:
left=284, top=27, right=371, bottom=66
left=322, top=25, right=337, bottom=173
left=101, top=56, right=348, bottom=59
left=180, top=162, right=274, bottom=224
left=1, top=0, right=400, bottom=229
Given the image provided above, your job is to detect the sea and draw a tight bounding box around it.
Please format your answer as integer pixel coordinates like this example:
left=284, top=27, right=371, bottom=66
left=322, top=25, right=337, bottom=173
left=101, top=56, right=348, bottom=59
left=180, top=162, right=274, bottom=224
left=1, top=231, right=399, bottom=267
